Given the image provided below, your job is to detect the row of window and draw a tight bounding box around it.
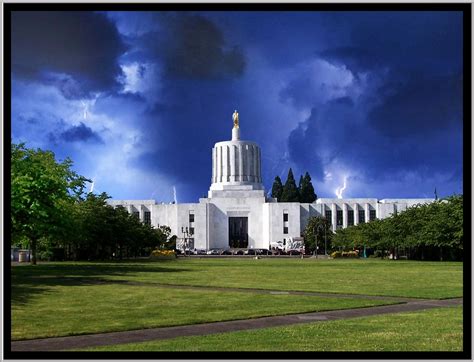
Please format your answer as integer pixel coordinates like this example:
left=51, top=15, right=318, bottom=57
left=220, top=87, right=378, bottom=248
left=133, top=211, right=151, bottom=225
left=324, top=209, right=376, bottom=225
left=283, top=208, right=376, bottom=233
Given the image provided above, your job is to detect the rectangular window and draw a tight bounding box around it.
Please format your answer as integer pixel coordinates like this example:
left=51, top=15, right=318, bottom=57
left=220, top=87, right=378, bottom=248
left=133, top=211, right=139, bottom=219
left=359, top=210, right=365, bottom=223
left=283, top=213, right=288, bottom=222
left=336, top=210, right=343, bottom=226
left=283, top=226, right=288, bottom=234
left=189, top=213, right=195, bottom=222
left=370, top=210, right=376, bottom=221
left=144, top=211, right=151, bottom=225
left=189, top=227, right=195, bottom=235
left=348, top=210, right=354, bottom=226
left=325, top=210, right=332, bottom=222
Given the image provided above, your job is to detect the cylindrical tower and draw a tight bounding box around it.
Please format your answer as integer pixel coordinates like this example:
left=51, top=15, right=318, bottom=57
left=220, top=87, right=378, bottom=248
left=209, top=110, right=263, bottom=191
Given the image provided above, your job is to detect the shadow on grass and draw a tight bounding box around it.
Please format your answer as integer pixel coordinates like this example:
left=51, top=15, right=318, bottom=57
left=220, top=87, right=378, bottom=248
left=10, top=261, right=191, bottom=305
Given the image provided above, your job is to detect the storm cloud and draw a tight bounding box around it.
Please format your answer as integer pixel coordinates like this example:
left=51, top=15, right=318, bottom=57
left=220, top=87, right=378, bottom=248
left=60, top=122, right=103, bottom=143
left=10, top=9, right=465, bottom=201
left=11, top=11, right=126, bottom=97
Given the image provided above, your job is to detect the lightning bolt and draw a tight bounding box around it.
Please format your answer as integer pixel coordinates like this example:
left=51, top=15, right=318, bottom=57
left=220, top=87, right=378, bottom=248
left=81, top=100, right=88, bottom=120
left=173, top=186, right=178, bottom=204
left=335, top=176, right=347, bottom=199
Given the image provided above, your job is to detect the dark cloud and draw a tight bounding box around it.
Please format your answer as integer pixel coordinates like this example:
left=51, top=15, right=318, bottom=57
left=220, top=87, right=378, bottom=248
left=287, top=94, right=462, bottom=184
left=287, top=109, right=325, bottom=180
left=368, top=73, right=462, bottom=137
left=135, top=14, right=245, bottom=80
left=284, top=11, right=463, bottom=186
left=129, top=80, right=239, bottom=200
left=11, top=11, right=126, bottom=96
left=319, top=47, right=380, bottom=73
left=60, top=122, right=103, bottom=143
left=319, top=12, right=463, bottom=75
left=11, top=11, right=463, bottom=201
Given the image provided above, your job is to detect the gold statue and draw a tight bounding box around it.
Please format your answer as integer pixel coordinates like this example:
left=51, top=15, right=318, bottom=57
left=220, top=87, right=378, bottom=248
left=232, top=110, right=239, bottom=128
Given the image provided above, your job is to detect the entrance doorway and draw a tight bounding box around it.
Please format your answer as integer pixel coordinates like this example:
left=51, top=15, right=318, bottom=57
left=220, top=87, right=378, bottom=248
left=228, top=217, right=248, bottom=248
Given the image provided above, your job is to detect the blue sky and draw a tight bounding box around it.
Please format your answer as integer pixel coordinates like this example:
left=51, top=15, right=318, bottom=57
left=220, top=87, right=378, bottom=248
left=11, top=10, right=464, bottom=203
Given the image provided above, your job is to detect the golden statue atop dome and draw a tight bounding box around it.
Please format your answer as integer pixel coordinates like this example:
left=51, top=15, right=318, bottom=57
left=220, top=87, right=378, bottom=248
left=232, top=110, right=239, bottom=129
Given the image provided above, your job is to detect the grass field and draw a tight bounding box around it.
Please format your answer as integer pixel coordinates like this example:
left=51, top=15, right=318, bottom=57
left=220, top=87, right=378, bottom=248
left=86, top=306, right=463, bottom=352
left=11, top=258, right=463, bottom=349
left=12, top=282, right=392, bottom=340
left=12, top=258, right=463, bottom=299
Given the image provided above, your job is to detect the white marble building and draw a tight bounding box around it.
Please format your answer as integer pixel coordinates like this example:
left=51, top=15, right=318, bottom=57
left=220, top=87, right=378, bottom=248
left=108, top=111, right=434, bottom=251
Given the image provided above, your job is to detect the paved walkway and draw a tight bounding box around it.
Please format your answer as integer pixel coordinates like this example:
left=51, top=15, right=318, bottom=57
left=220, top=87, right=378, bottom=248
left=11, top=296, right=462, bottom=352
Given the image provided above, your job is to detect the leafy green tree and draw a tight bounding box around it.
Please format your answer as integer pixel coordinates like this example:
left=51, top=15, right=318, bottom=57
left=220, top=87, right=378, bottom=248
left=303, top=216, right=332, bottom=254
left=11, top=143, right=88, bottom=264
left=330, top=195, right=463, bottom=261
left=271, top=176, right=283, bottom=200
left=299, top=172, right=317, bottom=203
left=280, top=168, right=300, bottom=202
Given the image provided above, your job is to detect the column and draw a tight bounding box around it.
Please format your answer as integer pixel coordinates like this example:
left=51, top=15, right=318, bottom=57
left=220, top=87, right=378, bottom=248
left=212, top=147, right=216, bottom=183
left=331, top=203, right=337, bottom=232
left=227, top=146, right=231, bottom=182
left=365, top=203, right=370, bottom=223
left=257, top=147, right=261, bottom=182
left=230, top=145, right=236, bottom=182
left=238, top=145, right=243, bottom=181
left=216, top=146, right=221, bottom=182
left=249, top=146, right=254, bottom=182
left=342, top=203, right=348, bottom=229
left=253, top=146, right=258, bottom=182
left=223, top=145, right=229, bottom=182
left=245, top=145, right=252, bottom=181
left=354, top=203, right=359, bottom=225
left=242, top=145, right=247, bottom=181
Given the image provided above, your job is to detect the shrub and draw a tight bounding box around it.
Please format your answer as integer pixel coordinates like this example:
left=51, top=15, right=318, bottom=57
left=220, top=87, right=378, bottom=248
left=151, top=249, right=176, bottom=258
left=331, top=250, right=359, bottom=258
left=341, top=251, right=359, bottom=258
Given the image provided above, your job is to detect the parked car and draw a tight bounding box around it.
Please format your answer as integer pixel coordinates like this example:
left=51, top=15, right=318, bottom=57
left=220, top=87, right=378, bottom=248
left=245, top=249, right=259, bottom=255
left=258, top=248, right=272, bottom=255
left=206, top=249, right=220, bottom=255
left=192, top=249, right=207, bottom=255
left=287, top=249, right=301, bottom=255
left=221, top=249, right=232, bottom=255
left=233, top=249, right=244, bottom=255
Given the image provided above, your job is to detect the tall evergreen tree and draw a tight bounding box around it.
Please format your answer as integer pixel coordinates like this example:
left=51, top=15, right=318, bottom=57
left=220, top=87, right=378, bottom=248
left=271, top=176, right=284, bottom=200
left=281, top=168, right=300, bottom=202
left=299, top=172, right=317, bottom=203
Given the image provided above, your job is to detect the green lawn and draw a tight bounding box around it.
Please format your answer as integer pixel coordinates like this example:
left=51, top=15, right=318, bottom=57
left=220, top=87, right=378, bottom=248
left=13, top=258, right=462, bottom=299
left=11, top=258, right=462, bottom=342
left=11, top=280, right=393, bottom=341
left=86, top=306, right=463, bottom=352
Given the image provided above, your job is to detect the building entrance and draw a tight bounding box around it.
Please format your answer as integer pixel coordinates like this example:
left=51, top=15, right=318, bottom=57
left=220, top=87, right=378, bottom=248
left=228, top=217, right=248, bottom=248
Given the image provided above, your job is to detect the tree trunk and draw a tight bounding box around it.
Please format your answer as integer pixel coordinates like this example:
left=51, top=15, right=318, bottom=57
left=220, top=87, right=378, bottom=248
left=30, top=238, right=37, bottom=265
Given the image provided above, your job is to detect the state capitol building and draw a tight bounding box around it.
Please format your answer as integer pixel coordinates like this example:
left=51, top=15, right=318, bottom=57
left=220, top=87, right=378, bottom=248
left=108, top=111, right=434, bottom=251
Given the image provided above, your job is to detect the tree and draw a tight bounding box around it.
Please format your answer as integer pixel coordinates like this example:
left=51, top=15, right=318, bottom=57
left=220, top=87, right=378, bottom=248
left=11, top=143, right=88, bottom=264
left=303, top=216, right=332, bottom=254
left=271, top=176, right=283, bottom=200
left=299, top=172, right=317, bottom=203
left=280, top=168, right=300, bottom=202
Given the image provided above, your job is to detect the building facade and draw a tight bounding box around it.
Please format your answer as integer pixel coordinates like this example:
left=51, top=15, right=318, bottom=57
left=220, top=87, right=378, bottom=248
left=108, top=112, right=434, bottom=251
